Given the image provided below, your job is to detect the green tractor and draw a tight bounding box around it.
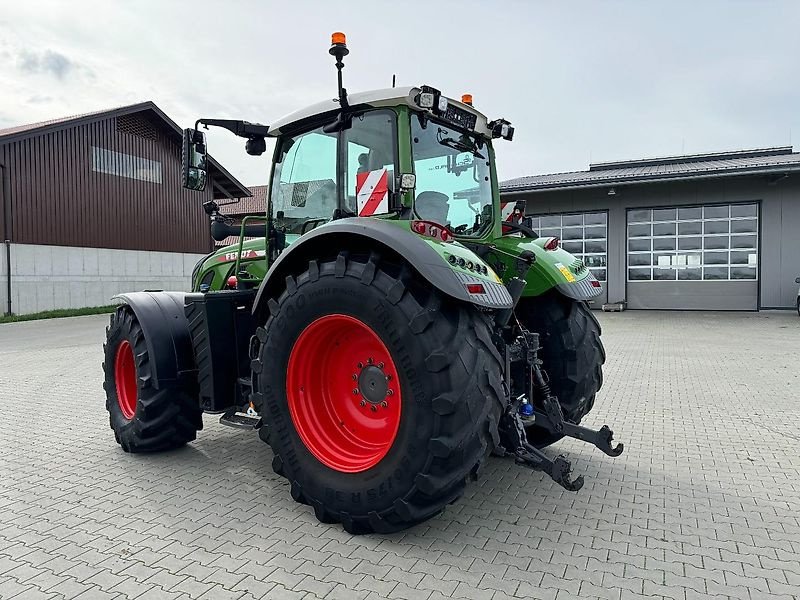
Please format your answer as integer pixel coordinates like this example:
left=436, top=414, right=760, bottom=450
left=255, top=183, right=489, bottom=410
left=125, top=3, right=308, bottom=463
left=102, top=34, right=622, bottom=534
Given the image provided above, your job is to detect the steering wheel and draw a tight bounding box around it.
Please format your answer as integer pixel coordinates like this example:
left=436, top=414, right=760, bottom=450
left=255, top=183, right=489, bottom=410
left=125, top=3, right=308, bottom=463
left=501, top=220, right=539, bottom=239
left=301, top=218, right=329, bottom=234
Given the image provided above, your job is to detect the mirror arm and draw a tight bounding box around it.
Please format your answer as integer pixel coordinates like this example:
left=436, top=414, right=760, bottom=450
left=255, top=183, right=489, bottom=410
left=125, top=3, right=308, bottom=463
left=195, top=118, right=270, bottom=139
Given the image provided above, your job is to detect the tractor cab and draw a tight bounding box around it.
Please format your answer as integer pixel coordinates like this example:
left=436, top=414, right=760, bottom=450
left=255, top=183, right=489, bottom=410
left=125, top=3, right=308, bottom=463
left=181, top=33, right=515, bottom=259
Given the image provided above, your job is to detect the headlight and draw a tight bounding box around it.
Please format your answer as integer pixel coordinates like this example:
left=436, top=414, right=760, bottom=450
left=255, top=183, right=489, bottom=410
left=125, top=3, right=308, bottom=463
left=418, top=92, right=435, bottom=108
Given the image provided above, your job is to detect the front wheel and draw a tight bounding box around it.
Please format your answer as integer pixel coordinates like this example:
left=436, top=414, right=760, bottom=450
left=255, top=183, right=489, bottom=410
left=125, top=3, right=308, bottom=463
left=252, top=254, right=505, bottom=534
left=102, top=307, right=203, bottom=452
left=516, top=291, right=605, bottom=447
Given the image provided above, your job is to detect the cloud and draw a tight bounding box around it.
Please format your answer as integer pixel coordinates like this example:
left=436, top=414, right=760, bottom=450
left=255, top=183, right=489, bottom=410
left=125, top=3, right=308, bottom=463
left=16, top=48, right=78, bottom=80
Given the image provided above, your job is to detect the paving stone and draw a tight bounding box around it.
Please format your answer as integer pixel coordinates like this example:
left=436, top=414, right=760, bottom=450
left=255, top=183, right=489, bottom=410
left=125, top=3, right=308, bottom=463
left=1, top=311, right=799, bottom=600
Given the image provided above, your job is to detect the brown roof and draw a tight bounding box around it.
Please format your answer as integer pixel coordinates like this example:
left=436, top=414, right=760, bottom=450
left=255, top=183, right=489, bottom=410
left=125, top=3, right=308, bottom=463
left=214, top=235, right=262, bottom=248
left=219, top=185, right=268, bottom=215
left=0, top=106, right=131, bottom=137
left=0, top=101, right=251, bottom=200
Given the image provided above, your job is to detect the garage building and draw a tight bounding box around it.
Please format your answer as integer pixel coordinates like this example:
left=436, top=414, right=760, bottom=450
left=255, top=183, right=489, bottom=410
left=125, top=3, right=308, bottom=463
left=500, top=147, right=800, bottom=310
left=0, top=102, right=249, bottom=315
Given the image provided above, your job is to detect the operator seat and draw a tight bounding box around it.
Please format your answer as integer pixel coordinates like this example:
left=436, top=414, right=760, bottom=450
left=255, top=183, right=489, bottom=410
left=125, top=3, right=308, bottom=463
left=415, top=191, right=450, bottom=225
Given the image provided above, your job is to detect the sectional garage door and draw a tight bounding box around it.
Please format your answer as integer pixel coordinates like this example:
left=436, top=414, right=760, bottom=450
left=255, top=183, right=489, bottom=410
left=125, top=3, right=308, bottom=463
left=626, top=203, right=759, bottom=310
left=528, top=211, right=608, bottom=306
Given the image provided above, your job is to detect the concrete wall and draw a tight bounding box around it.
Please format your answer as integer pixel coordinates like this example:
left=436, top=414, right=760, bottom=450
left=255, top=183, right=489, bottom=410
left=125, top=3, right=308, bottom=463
left=0, top=243, right=206, bottom=315
left=504, top=174, right=800, bottom=310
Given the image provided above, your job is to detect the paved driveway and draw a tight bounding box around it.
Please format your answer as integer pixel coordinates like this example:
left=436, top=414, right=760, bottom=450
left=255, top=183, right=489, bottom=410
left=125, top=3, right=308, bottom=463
left=1, top=311, right=799, bottom=600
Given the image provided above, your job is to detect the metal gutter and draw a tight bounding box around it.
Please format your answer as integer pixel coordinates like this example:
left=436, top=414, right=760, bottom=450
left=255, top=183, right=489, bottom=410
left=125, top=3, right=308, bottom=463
left=500, top=164, right=800, bottom=195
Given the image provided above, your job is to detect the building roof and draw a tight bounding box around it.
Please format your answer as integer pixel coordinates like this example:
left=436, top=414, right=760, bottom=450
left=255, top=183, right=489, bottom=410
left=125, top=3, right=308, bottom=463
left=500, top=146, right=800, bottom=193
left=218, top=185, right=267, bottom=216
left=0, top=101, right=251, bottom=200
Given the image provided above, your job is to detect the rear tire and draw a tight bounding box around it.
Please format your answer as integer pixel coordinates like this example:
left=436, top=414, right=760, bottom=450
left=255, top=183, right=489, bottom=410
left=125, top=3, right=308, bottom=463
left=102, top=306, right=203, bottom=453
left=516, top=291, right=605, bottom=447
left=252, top=253, right=505, bottom=534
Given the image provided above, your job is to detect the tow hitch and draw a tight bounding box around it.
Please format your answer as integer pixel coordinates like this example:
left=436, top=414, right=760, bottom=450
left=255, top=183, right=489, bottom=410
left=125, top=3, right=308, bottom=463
left=497, top=329, right=624, bottom=491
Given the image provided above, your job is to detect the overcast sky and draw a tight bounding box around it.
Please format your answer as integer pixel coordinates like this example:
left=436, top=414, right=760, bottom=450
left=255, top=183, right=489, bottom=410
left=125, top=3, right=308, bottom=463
left=1, top=1, right=799, bottom=187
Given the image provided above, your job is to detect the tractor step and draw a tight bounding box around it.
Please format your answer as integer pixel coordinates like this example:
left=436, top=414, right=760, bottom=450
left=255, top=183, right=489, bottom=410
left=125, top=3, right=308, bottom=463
left=219, top=410, right=262, bottom=430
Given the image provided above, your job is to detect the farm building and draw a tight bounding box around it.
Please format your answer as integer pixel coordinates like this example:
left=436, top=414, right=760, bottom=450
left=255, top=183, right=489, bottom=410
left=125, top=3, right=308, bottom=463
left=0, top=102, right=249, bottom=315
left=501, top=147, right=800, bottom=311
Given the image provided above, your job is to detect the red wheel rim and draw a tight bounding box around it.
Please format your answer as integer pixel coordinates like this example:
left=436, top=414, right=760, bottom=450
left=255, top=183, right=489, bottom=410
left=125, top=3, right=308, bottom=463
left=114, top=340, right=137, bottom=420
left=286, top=314, right=402, bottom=473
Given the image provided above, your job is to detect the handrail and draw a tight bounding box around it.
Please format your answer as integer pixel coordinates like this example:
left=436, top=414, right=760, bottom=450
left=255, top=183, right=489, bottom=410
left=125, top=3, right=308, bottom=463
left=233, top=215, right=268, bottom=284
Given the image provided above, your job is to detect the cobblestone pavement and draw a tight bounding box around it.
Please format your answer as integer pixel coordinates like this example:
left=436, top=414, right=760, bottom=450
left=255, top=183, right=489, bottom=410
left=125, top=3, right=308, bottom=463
left=1, top=311, right=799, bottom=600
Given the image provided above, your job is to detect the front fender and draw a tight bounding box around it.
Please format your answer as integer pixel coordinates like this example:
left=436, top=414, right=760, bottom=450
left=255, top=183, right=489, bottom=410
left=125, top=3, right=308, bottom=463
left=251, top=218, right=512, bottom=319
left=491, top=237, right=602, bottom=301
left=112, top=291, right=196, bottom=388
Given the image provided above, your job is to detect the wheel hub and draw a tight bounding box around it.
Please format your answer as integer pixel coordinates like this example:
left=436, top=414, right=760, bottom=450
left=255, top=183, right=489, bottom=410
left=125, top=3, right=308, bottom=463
left=286, top=314, right=402, bottom=473
left=358, top=364, right=388, bottom=404
left=114, top=340, right=137, bottom=420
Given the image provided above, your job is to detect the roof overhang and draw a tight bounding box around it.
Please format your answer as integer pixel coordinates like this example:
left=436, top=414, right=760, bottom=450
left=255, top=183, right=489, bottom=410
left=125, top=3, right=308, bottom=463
left=501, top=163, right=800, bottom=195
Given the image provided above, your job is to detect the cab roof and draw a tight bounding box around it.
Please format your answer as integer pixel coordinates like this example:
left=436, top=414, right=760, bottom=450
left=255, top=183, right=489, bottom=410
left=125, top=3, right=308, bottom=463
left=268, top=86, right=493, bottom=138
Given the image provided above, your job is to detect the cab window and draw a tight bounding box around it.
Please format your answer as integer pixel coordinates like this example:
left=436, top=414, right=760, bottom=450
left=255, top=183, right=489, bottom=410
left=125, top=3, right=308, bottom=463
left=343, top=110, right=397, bottom=215
left=271, top=126, right=337, bottom=234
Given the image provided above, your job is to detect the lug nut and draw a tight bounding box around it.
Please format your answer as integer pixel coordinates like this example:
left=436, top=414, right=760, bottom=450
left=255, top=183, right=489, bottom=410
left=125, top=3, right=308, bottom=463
left=360, top=400, right=366, bottom=407
left=367, top=357, right=374, bottom=365
left=370, top=405, right=377, bottom=412
left=385, top=374, right=392, bottom=381
left=386, top=389, right=394, bottom=396
left=352, top=374, right=358, bottom=381
left=353, top=388, right=359, bottom=395
left=378, top=362, right=384, bottom=369
left=357, top=362, right=363, bottom=369
left=381, top=401, right=388, bottom=408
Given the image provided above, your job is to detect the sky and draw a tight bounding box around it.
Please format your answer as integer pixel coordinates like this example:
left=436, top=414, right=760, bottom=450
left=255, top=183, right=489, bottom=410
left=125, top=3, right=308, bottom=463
left=1, top=0, right=799, bottom=187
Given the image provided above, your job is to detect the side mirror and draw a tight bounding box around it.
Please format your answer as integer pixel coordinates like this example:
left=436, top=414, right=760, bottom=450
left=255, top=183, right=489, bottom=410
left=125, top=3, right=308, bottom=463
left=182, top=128, right=208, bottom=191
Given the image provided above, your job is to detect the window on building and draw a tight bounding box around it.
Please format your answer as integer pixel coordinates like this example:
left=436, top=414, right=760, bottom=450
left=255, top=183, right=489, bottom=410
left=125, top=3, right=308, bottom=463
left=91, top=147, right=162, bottom=184
left=527, top=211, right=608, bottom=281
left=626, top=203, right=758, bottom=281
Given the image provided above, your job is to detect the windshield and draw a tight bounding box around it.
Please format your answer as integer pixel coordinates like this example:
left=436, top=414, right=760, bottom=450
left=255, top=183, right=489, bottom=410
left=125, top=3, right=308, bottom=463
left=411, top=114, right=493, bottom=237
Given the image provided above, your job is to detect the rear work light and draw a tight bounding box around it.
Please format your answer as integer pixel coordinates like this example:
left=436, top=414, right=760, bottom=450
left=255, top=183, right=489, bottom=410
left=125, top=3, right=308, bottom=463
left=411, top=220, right=452, bottom=242
left=591, top=280, right=602, bottom=288
left=543, top=236, right=560, bottom=251
left=465, top=283, right=485, bottom=294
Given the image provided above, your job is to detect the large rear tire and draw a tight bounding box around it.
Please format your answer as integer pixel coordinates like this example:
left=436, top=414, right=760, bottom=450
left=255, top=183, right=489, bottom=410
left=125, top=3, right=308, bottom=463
left=252, top=253, right=505, bottom=534
left=102, top=306, right=203, bottom=452
left=516, top=291, right=605, bottom=447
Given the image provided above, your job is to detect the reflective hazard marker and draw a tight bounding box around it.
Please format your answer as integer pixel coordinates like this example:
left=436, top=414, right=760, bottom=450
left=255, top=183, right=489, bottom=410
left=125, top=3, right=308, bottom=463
left=356, top=169, right=389, bottom=216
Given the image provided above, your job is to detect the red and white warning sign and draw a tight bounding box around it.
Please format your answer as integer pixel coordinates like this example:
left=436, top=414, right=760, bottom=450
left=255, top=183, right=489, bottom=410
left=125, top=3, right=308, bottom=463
left=356, top=169, right=389, bottom=216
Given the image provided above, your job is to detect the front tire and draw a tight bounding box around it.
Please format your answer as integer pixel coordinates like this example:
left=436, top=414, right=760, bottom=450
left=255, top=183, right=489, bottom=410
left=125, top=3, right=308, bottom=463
left=516, top=291, right=605, bottom=447
left=253, top=254, right=505, bottom=534
left=102, top=306, right=203, bottom=452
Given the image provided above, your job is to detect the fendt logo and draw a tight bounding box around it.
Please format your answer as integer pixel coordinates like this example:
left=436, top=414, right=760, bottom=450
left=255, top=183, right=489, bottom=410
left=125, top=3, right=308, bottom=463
left=217, top=249, right=266, bottom=263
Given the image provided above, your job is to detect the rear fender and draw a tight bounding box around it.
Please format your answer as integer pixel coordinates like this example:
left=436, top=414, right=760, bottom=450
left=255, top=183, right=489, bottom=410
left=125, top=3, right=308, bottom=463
left=251, top=218, right=512, bottom=320
left=112, top=291, right=196, bottom=388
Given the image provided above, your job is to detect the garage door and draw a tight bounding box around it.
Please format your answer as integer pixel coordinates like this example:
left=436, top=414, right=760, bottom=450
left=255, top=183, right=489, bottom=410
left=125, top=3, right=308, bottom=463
left=527, top=211, right=608, bottom=306
left=626, top=203, right=759, bottom=310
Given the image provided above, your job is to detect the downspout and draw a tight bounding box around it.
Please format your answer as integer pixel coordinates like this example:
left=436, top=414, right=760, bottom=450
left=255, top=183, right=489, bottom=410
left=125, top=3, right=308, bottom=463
left=0, top=161, right=11, bottom=316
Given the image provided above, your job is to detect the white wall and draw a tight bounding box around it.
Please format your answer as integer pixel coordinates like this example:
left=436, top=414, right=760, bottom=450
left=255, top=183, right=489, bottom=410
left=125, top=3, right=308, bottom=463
left=1, top=243, right=207, bottom=315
